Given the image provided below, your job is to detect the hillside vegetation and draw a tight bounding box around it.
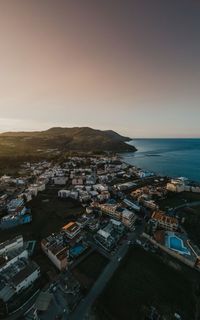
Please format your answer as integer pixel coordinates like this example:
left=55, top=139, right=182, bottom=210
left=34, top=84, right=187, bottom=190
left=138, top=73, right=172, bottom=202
left=0, top=127, right=136, bottom=156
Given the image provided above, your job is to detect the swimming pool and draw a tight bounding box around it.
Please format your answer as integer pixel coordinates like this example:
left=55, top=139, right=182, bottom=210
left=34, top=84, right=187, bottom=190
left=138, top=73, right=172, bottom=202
left=166, top=234, right=190, bottom=255
left=70, top=244, right=85, bottom=257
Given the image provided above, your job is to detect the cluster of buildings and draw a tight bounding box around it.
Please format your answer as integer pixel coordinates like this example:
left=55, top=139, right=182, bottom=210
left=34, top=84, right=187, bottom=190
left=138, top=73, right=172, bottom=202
left=38, top=157, right=145, bottom=270
left=0, top=198, right=31, bottom=230
left=0, top=236, right=40, bottom=304
left=150, top=210, right=179, bottom=232
left=127, top=166, right=155, bottom=179
left=56, top=157, right=156, bottom=205
left=1, top=154, right=200, bottom=318
left=95, top=219, right=125, bottom=251
left=41, top=219, right=88, bottom=271
left=41, top=197, right=138, bottom=268
left=58, top=183, right=110, bottom=203
left=41, top=233, right=69, bottom=271
left=92, top=200, right=137, bottom=230
left=0, top=161, right=53, bottom=229
left=131, top=184, right=167, bottom=211
left=167, top=177, right=200, bottom=193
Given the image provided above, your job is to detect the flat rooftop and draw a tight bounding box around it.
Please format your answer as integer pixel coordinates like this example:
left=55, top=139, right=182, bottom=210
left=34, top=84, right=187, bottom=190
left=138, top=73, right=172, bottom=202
left=12, top=261, right=39, bottom=286
left=152, top=211, right=178, bottom=225
left=62, top=222, right=80, bottom=234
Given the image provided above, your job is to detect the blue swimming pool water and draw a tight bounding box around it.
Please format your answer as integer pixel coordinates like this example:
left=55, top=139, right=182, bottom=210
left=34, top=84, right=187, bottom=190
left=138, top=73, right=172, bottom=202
left=169, top=236, right=189, bottom=254
left=70, top=244, right=85, bottom=257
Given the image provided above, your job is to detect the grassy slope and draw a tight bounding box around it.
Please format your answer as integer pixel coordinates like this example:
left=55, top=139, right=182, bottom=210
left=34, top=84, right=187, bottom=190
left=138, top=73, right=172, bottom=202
left=0, top=127, right=136, bottom=155
left=158, top=191, right=200, bottom=210
left=95, top=247, right=198, bottom=320
left=178, top=205, right=200, bottom=247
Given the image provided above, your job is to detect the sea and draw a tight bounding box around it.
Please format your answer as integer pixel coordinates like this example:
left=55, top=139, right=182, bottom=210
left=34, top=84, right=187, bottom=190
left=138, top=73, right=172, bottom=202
left=122, top=139, right=200, bottom=182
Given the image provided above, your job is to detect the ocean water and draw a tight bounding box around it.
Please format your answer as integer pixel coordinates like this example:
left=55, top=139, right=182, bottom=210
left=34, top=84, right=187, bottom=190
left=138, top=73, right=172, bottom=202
left=122, top=139, right=200, bottom=182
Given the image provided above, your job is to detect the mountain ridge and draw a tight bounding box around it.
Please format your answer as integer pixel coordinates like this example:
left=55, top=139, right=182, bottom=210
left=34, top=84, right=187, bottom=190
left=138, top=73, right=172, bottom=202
left=0, top=127, right=136, bottom=155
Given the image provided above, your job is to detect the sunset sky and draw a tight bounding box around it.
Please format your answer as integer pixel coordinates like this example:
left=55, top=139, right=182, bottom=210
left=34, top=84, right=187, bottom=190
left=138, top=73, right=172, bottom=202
left=0, top=0, right=200, bottom=137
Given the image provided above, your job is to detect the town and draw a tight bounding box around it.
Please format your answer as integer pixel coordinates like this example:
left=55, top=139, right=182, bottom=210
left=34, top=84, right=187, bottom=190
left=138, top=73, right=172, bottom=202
left=0, top=154, right=200, bottom=320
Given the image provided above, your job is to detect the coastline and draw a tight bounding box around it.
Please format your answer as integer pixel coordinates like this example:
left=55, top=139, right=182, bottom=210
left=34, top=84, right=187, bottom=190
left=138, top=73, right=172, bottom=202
left=121, top=154, right=200, bottom=184
left=121, top=138, right=200, bottom=183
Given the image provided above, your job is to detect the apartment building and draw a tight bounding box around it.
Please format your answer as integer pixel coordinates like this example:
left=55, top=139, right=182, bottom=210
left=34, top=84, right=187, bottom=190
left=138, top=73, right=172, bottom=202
left=151, top=211, right=178, bottom=231
left=0, top=247, right=28, bottom=272
left=0, top=235, right=23, bottom=255
left=123, top=198, right=140, bottom=212
left=167, top=180, right=185, bottom=193
left=62, top=222, right=81, bottom=239
left=0, top=260, right=40, bottom=302
left=11, top=261, right=40, bottom=293
left=122, top=209, right=137, bottom=229
left=41, top=234, right=68, bottom=271
left=7, top=198, right=24, bottom=213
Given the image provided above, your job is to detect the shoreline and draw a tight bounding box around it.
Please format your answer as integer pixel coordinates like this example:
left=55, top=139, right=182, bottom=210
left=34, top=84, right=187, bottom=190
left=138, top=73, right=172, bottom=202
left=120, top=138, right=200, bottom=183
left=119, top=153, right=200, bottom=185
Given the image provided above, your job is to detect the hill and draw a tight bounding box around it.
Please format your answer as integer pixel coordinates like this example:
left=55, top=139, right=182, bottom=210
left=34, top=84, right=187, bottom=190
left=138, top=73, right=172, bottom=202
left=0, top=127, right=136, bottom=156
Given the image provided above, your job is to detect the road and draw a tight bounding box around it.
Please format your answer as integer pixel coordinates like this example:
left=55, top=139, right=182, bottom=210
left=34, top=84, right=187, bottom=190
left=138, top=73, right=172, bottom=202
left=5, top=285, right=68, bottom=320
left=174, top=200, right=200, bottom=212
left=4, top=227, right=142, bottom=320
left=4, top=291, right=40, bottom=320
left=39, top=287, right=68, bottom=320
left=86, top=239, right=111, bottom=260
left=70, top=227, right=143, bottom=320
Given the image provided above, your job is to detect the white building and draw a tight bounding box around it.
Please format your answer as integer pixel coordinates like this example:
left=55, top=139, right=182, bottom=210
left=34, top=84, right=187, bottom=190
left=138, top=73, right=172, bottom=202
left=96, top=229, right=115, bottom=250
left=36, top=182, right=46, bottom=192
left=53, top=176, right=68, bottom=185
left=69, top=191, right=79, bottom=200
left=143, top=200, right=159, bottom=210
left=58, top=190, right=71, bottom=198
left=62, top=222, right=81, bottom=239
left=41, top=234, right=68, bottom=271
left=7, top=198, right=24, bottom=213
left=123, top=198, right=140, bottom=212
left=167, top=180, right=185, bottom=193
left=167, top=178, right=200, bottom=194
left=0, top=260, right=40, bottom=302
left=93, top=184, right=108, bottom=192
left=23, top=191, right=32, bottom=202
left=76, top=215, right=90, bottom=228
left=28, top=186, right=38, bottom=197
left=0, top=248, right=28, bottom=272
left=11, top=262, right=40, bottom=294
left=138, top=170, right=154, bottom=178
left=0, top=235, right=23, bottom=255
left=191, top=186, right=200, bottom=193
left=122, top=209, right=137, bottom=229
left=97, top=191, right=110, bottom=201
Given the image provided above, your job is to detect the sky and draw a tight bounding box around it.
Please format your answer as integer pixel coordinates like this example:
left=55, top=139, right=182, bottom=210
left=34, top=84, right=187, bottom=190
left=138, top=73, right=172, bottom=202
left=0, top=0, right=200, bottom=138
